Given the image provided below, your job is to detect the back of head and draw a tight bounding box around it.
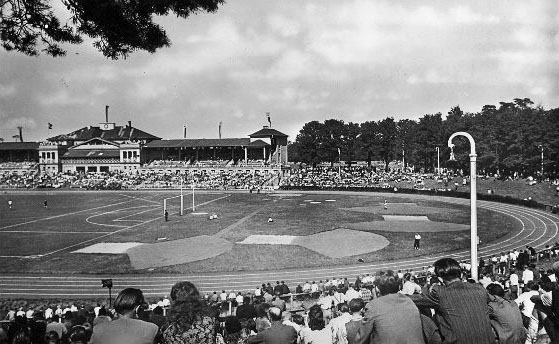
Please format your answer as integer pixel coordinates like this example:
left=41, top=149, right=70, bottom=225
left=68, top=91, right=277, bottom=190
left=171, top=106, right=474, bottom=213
left=169, top=281, right=205, bottom=329
left=268, top=307, right=282, bottom=322
left=307, top=305, right=325, bottom=331
left=486, top=283, right=505, bottom=297
left=69, top=326, right=87, bottom=344
left=44, top=331, right=60, bottom=344
left=375, top=274, right=400, bottom=296
left=225, top=316, right=242, bottom=334
left=113, top=288, right=145, bottom=316
left=434, top=258, right=462, bottom=281
left=338, top=302, right=349, bottom=313
left=349, top=298, right=365, bottom=314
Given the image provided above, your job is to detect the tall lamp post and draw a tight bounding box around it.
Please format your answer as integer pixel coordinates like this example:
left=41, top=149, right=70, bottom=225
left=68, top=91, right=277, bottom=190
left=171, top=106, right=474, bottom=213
left=538, top=145, right=544, bottom=180
left=448, top=132, right=478, bottom=281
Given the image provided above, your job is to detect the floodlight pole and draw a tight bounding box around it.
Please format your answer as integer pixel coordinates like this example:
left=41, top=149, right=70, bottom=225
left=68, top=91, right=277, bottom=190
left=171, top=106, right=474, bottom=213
left=538, top=145, right=544, bottom=180
left=448, top=131, right=478, bottom=281
left=192, top=184, right=195, bottom=212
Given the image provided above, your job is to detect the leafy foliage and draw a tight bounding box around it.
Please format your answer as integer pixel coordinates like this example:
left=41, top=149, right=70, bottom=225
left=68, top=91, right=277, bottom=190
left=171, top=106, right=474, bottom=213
left=0, top=0, right=224, bottom=59
left=288, top=99, right=559, bottom=178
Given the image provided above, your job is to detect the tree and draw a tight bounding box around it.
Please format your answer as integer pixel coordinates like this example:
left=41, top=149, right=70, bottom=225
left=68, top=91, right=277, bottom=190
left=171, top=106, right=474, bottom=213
left=376, top=117, right=398, bottom=172
left=1, top=0, right=224, bottom=59
left=293, top=121, right=324, bottom=166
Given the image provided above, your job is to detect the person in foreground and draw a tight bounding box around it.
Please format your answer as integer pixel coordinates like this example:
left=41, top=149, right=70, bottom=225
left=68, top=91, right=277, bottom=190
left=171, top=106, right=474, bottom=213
left=354, top=271, right=424, bottom=344
left=410, top=258, right=494, bottom=344
left=162, top=281, right=218, bottom=344
left=89, top=287, right=158, bottom=344
left=247, top=307, right=297, bottom=344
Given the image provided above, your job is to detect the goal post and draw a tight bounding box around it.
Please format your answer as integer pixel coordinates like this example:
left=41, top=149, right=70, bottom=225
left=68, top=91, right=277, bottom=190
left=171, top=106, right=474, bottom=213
left=163, top=194, right=184, bottom=216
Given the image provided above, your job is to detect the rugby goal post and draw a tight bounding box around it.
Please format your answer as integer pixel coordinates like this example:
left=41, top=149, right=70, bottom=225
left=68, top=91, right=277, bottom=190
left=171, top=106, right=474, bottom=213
left=163, top=194, right=184, bottom=216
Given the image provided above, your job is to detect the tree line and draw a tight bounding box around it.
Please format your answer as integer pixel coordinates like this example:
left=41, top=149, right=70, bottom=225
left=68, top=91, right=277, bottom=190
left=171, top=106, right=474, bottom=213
left=288, top=98, right=559, bottom=178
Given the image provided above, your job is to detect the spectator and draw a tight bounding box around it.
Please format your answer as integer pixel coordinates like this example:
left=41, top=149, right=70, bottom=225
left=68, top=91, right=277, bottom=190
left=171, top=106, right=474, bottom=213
left=69, top=325, right=88, bottom=344
left=236, top=296, right=257, bottom=320
left=410, top=258, right=494, bottom=344
left=355, top=272, right=423, bottom=344
left=46, top=315, right=67, bottom=341
left=401, top=273, right=422, bottom=295
left=220, top=316, right=251, bottom=344
left=300, top=305, right=333, bottom=344
left=44, top=331, right=60, bottom=344
left=247, top=307, right=297, bottom=344
left=515, top=281, right=540, bottom=341
left=162, top=281, right=218, bottom=344
left=328, top=303, right=351, bottom=344
left=486, top=283, right=526, bottom=344
left=90, top=287, right=158, bottom=344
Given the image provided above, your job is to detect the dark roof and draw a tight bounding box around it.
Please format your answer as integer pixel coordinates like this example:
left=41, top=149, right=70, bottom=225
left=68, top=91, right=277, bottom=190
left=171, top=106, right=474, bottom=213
left=249, top=127, right=288, bottom=138
left=63, top=150, right=120, bottom=158
left=0, top=142, right=40, bottom=151
left=144, top=138, right=251, bottom=149
left=48, top=126, right=160, bottom=142
left=247, top=139, right=270, bottom=147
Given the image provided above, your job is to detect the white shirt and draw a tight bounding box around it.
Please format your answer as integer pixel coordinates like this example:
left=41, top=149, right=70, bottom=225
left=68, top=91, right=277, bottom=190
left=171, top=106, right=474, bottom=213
left=522, top=269, right=534, bottom=283
left=311, top=283, right=319, bottom=292
left=236, top=295, right=244, bottom=304
left=254, top=288, right=261, bottom=296
left=510, top=273, right=519, bottom=286
left=345, top=288, right=360, bottom=302
left=415, top=234, right=421, bottom=240
left=515, top=290, right=539, bottom=318
left=44, top=308, right=53, bottom=319
left=303, top=283, right=311, bottom=292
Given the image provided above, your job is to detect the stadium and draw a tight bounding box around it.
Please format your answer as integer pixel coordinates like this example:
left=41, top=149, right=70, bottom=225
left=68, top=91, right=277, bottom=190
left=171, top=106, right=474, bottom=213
left=1, top=1, right=559, bottom=343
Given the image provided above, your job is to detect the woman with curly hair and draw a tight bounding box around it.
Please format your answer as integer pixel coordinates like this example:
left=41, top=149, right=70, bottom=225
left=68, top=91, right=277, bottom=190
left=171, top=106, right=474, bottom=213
left=162, top=281, right=218, bottom=344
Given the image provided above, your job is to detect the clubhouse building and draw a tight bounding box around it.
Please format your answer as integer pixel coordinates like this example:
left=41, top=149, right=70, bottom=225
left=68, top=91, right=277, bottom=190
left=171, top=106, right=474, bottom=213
left=1, top=118, right=288, bottom=174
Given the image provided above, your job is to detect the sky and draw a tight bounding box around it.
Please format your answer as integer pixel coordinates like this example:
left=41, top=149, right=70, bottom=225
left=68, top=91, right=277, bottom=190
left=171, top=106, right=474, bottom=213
left=0, top=0, right=557, bottom=143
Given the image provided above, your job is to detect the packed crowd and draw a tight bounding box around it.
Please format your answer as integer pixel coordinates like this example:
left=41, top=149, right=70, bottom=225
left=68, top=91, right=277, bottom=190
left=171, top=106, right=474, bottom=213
left=0, top=169, right=276, bottom=191
left=3, top=251, right=559, bottom=344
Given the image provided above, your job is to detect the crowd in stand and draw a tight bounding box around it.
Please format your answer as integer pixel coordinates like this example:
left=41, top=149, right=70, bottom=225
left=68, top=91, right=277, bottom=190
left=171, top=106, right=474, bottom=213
left=0, top=169, right=275, bottom=191
left=4, top=251, right=559, bottom=344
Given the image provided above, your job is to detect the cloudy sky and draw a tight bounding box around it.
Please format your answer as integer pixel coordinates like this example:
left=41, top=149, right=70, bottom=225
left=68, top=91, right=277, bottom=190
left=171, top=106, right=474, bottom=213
left=0, top=0, right=557, bottom=142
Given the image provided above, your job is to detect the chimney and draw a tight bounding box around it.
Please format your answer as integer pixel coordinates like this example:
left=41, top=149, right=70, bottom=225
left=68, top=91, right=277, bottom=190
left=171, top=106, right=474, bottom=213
left=17, top=126, right=23, bottom=142
left=128, top=120, right=131, bottom=128
left=105, top=105, right=109, bottom=123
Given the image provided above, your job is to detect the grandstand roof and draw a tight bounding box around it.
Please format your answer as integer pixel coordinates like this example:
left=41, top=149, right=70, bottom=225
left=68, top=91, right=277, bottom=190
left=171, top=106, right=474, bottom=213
left=48, top=125, right=160, bottom=142
left=249, top=127, right=288, bottom=138
left=247, top=139, right=270, bottom=147
left=63, top=150, right=120, bottom=158
left=144, top=138, right=251, bottom=149
left=0, top=142, right=40, bottom=150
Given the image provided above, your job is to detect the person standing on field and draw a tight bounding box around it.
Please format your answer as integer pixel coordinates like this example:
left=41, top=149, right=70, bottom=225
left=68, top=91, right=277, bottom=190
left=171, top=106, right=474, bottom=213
left=414, top=233, right=421, bottom=250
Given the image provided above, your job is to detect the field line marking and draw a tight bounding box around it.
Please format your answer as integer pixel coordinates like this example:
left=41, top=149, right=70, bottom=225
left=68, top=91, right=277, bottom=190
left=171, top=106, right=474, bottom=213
left=0, top=198, right=138, bottom=230
left=114, top=206, right=160, bottom=221
left=40, top=217, right=160, bottom=257
left=0, top=231, right=113, bottom=234
left=214, top=209, right=260, bottom=238
left=85, top=205, right=157, bottom=227
left=119, top=194, right=162, bottom=205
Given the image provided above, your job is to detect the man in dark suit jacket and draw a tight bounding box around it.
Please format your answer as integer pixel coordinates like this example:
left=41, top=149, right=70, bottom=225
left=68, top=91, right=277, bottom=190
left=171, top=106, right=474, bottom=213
left=248, top=307, right=297, bottom=344
left=410, top=258, right=494, bottom=344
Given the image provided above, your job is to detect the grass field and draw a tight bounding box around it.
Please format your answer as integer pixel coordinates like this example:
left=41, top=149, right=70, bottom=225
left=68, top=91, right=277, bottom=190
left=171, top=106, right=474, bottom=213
left=0, top=187, right=524, bottom=274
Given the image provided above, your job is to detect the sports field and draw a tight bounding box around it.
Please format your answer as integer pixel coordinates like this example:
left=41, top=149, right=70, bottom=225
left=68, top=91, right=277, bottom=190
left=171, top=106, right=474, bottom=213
left=0, top=189, right=520, bottom=274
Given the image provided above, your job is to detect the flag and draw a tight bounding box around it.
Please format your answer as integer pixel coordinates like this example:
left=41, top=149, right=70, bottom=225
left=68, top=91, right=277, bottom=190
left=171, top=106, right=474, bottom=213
left=183, top=124, right=187, bottom=138
left=48, top=123, right=53, bottom=129
left=219, top=122, right=222, bottom=139
left=12, top=135, right=20, bottom=140
left=266, top=112, right=271, bottom=127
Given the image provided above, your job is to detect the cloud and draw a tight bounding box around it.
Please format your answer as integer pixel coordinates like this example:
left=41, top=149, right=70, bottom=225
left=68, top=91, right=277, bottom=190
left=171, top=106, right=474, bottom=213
left=0, top=84, right=16, bottom=97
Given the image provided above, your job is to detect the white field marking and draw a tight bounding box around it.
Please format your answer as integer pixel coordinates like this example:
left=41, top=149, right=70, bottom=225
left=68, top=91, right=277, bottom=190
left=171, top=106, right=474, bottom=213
left=85, top=205, right=158, bottom=227
left=237, top=235, right=297, bottom=245
left=118, top=193, right=162, bottom=204
left=0, top=198, right=138, bottom=231
left=113, top=206, right=159, bottom=222
left=192, top=212, right=208, bottom=215
left=304, top=200, right=313, bottom=202
left=325, top=200, right=336, bottom=202
left=41, top=194, right=231, bottom=257
left=39, top=217, right=160, bottom=257
left=0, top=231, right=112, bottom=234
left=382, top=215, right=430, bottom=221
left=309, top=201, right=322, bottom=204
left=73, top=242, right=144, bottom=254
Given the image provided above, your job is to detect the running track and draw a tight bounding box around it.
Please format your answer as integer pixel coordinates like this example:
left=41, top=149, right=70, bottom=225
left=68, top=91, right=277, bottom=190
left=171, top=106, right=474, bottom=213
left=1, top=194, right=558, bottom=298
